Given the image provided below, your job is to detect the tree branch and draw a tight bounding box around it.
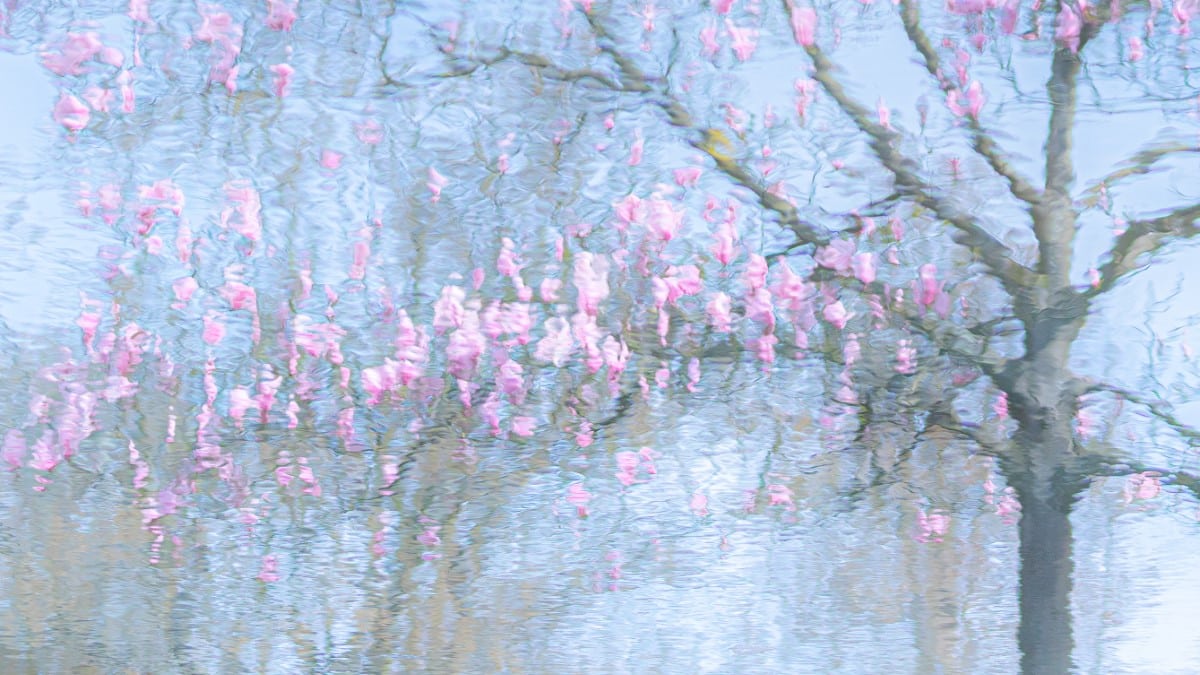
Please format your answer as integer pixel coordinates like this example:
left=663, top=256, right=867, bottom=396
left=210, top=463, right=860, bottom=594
left=1068, top=455, right=1200, bottom=502
left=1088, top=201, right=1200, bottom=297
left=582, top=10, right=831, bottom=247
left=1076, top=142, right=1200, bottom=211
left=1081, top=380, right=1200, bottom=443
left=796, top=24, right=1037, bottom=299
left=1032, top=40, right=1081, bottom=287
left=438, top=47, right=629, bottom=91
left=897, top=0, right=1041, bottom=208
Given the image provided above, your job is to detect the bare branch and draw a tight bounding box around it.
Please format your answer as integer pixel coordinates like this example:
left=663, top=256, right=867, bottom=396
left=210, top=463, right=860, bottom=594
left=1082, top=380, right=1200, bottom=443
left=1069, top=456, right=1200, bottom=502
left=437, top=47, right=629, bottom=91
left=897, top=0, right=1041, bottom=208
left=1088, top=201, right=1200, bottom=296
left=1076, top=142, right=1200, bottom=211
left=798, top=35, right=1037, bottom=298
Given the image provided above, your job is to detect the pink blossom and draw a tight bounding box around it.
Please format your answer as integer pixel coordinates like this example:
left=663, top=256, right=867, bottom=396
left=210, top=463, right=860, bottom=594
left=446, top=322, right=485, bottom=381
left=172, top=276, right=198, bottom=304
left=674, top=166, right=702, bottom=187
left=999, top=0, right=1020, bottom=32
left=535, top=317, right=574, bottom=366
left=83, top=86, right=113, bottom=112
left=795, top=78, right=816, bottom=121
left=361, top=362, right=395, bottom=405
left=917, top=263, right=940, bottom=307
left=895, top=339, right=917, bottom=374
left=497, top=238, right=522, bottom=278
left=573, top=252, right=610, bottom=316
left=707, top=292, right=733, bottom=332
left=745, top=286, right=775, bottom=331
left=220, top=280, right=256, bottom=311
left=220, top=181, right=263, bottom=242
left=687, top=357, right=701, bottom=392
left=628, top=132, right=644, bottom=165
left=566, top=482, right=592, bottom=517
left=645, top=197, right=685, bottom=242
left=993, top=392, right=1009, bottom=419
left=689, top=492, right=709, bottom=516
left=3, top=430, right=27, bottom=470
left=917, top=509, right=951, bottom=543
left=771, top=261, right=812, bottom=312
left=711, top=219, right=739, bottom=265
left=767, top=483, right=794, bottom=509
left=1075, top=408, right=1095, bottom=439
left=42, top=32, right=105, bottom=76
left=965, top=80, right=985, bottom=118
left=699, top=21, right=721, bottom=57
left=996, top=489, right=1021, bottom=524
left=427, top=167, right=449, bottom=202
left=789, top=5, right=817, bottom=47
left=417, top=526, right=441, bottom=547
left=320, top=149, right=342, bottom=170
left=194, top=6, right=243, bottom=90
left=838, top=334, right=859, bottom=367
left=726, top=20, right=758, bottom=61
left=129, top=0, right=152, bottom=23
left=29, top=431, right=60, bottom=472
left=823, top=300, right=850, bottom=329
left=1056, top=2, right=1082, bottom=52
left=432, top=285, right=465, bottom=334
left=663, top=264, right=703, bottom=302
left=228, top=386, right=253, bottom=425
left=1124, top=472, right=1161, bottom=503
left=1128, top=36, right=1144, bottom=61
left=753, top=332, right=778, bottom=364
left=496, top=360, right=525, bottom=403
left=877, top=97, right=891, bottom=130
left=615, top=193, right=644, bottom=228
left=714, top=0, right=735, bottom=13
left=256, top=555, right=280, bottom=582
left=356, top=118, right=383, bottom=144
left=851, top=252, right=876, bottom=284
left=615, top=450, right=640, bottom=485
left=202, top=312, right=226, bottom=345
left=138, top=179, right=185, bottom=214
left=266, top=0, right=298, bottom=31
left=1175, top=0, right=1198, bottom=31
left=947, top=0, right=990, bottom=14
left=815, top=238, right=855, bottom=274
left=540, top=278, right=563, bottom=302
left=54, top=93, right=90, bottom=132
left=744, top=253, right=768, bottom=290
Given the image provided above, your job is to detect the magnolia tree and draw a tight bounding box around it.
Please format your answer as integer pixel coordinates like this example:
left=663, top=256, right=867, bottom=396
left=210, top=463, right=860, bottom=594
left=6, top=0, right=1200, bottom=671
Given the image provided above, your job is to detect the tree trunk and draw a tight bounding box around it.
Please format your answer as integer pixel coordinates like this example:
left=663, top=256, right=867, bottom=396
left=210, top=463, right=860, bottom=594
left=1003, top=408, right=1085, bottom=674
left=1016, top=481, right=1075, bottom=674
left=1000, top=342, right=1087, bottom=672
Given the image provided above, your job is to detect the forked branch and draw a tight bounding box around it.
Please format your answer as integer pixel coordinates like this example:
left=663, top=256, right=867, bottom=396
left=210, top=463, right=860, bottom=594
left=897, top=0, right=1041, bottom=208
left=582, top=9, right=833, bottom=247
left=800, top=37, right=1037, bottom=299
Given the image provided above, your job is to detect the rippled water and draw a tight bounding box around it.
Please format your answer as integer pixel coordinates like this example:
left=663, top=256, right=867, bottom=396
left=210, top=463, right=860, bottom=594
left=3, top=0, right=1200, bottom=672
